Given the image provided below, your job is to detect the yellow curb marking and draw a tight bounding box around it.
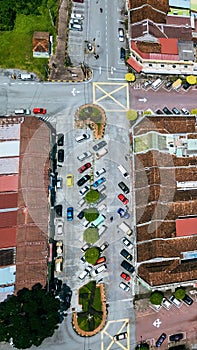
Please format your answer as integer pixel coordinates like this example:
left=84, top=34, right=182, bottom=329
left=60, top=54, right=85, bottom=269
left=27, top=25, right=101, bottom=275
left=93, top=82, right=130, bottom=112
left=101, top=318, right=130, bottom=350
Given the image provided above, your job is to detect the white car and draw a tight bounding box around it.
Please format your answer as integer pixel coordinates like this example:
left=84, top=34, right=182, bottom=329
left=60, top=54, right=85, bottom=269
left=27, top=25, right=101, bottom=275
left=119, top=282, right=130, bottom=292
left=77, top=151, right=92, bottom=162
left=79, top=185, right=90, bottom=196
left=169, top=295, right=182, bottom=308
left=162, top=297, right=172, bottom=310
left=98, top=225, right=107, bottom=236
left=118, top=28, right=124, bottom=42
left=114, top=332, right=127, bottom=341
left=81, top=243, right=90, bottom=252
left=122, top=237, right=133, bottom=250
left=75, top=134, right=90, bottom=143
left=56, top=222, right=63, bottom=235
left=92, top=264, right=107, bottom=276
left=95, top=168, right=106, bottom=177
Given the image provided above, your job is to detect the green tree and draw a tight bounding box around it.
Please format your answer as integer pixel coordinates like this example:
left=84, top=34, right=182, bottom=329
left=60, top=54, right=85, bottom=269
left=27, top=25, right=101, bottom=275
left=85, top=189, right=100, bottom=203
left=150, top=291, right=163, bottom=305
left=85, top=247, right=100, bottom=264
left=190, top=109, right=197, bottom=114
left=84, top=208, right=99, bottom=222
left=0, top=285, right=60, bottom=349
left=84, top=227, right=99, bottom=244
left=126, top=109, right=137, bottom=121
left=174, top=287, right=186, bottom=300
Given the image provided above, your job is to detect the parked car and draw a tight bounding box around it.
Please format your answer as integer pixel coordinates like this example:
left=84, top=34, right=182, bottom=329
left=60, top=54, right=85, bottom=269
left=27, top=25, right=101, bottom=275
left=143, top=80, right=152, bottom=89
left=118, top=28, right=124, bottom=42
left=165, top=81, right=173, bottom=89
left=96, top=193, right=106, bottom=204
left=169, top=295, right=182, bottom=308
left=58, top=149, right=64, bottom=162
left=33, top=108, right=47, bottom=114
left=156, top=109, right=164, bottom=115
left=120, top=47, right=126, bottom=60
left=67, top=207, right=73, bottom=221
left=93, top=140, right=107, bottom=152
left=114, top=332, right=127, bottom=341
left=78, top=266, right=92, bottom=280
left=66, top=174, right=74, bottom=188
left=121, top=260, right=134, bottom=273
left=55, top=205, right=62, bottom=217
left=75, top=134, right=90, bottom=142
left=77, top=174, right=90, bottom=187
left=93, top=177, right=106, bottom=188
left=181, top=108, right=189, bottom=115
left=120, top=249, right=132, bottom=262
left=169, top=333, right=184, bottom=342
left=120, top=272, right=131, bottom=281
left=162, top=297, right=172, bottom=310
left=182, top=294, right=193, bottom=306
left=119, top=282, right=130, bottom=292
left=172, top=107, right=181, bottom=115
left=182, top=81, right=190, bottom=90
left=77, top=151, right=92, bottom=162
left=122, top=237, right=133, bottom=250
left=163, top=107, right=172, bottom=115
left=99, top=241, right=109, bottom=252
left=77, top=210, right=84, bottom=220
left=79, top=185, right=90, bottom=196
left=156, top=333, right=167, bottom=347
left=94, top=256, right=106, bottom=265
left=57, top=133, right=64, bottom=146
left=118, top=193, right=129, bottom=205
left=92, top=264, right=107, bottom=276
left=81, top=243, right=90, bottom=252
left=98, top=184, right=106, bottom=193
left=117, top=208, right=130, bottom=219
left=95, top=168, right=106, bottom=177
left=118, top=181, right=130, bottom=194
left=78, top=162, right=91, bottom=173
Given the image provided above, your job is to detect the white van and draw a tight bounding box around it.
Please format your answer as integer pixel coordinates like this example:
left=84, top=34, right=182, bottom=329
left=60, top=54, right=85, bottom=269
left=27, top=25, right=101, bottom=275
left=96, top=148, right=108, bottom=160
left=14, top=109, right=31, bottom=115
left=118, top=222, right=132, bottom=236
left=152, top=78, right=162, bottom=90
left=118, top=165, right=130, bottom=179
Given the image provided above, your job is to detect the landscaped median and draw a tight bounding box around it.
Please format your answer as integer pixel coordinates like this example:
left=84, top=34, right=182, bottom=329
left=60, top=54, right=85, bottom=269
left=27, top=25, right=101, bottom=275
left=72, top=281, right=107, bottom=336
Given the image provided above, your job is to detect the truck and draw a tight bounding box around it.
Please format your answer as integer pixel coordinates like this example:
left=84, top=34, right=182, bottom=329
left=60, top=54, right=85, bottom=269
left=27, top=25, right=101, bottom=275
left=118, top=222, right=132, bottom=236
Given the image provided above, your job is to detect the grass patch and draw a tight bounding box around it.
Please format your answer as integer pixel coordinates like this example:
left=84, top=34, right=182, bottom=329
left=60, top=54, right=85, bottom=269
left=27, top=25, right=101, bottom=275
left=0, top=8, right=56, bottom=78
left=92, top=287, right=102, bottom=312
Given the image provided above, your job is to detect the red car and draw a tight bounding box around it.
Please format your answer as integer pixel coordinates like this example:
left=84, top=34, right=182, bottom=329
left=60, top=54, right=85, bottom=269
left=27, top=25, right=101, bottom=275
left=78, top=162, right=91, bottom=173
left=118, top=193, right=129, bottom=205
left=33, top=108, right=47, bottom=114
left=120, top=272, right=131, bottom=282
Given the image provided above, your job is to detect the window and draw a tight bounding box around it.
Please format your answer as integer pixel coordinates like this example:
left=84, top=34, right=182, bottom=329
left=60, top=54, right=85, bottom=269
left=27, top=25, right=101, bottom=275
left=184, top=65, right=188, bottom=68
left=172, top=65, right=176, bottom=68
left=161, top=64, right=165, bottom=67
left=149, top=63, right=152, bottom=67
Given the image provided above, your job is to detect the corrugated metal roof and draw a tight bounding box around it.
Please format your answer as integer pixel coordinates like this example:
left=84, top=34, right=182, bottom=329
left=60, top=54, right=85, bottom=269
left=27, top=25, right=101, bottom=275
left=0, top=193, right=18, bottom=209
left=0, top=228, right=17, bottom=248
left=127, top=57, right=143, bottom=72
left=0, top=211, right=17, bottom=228
left=0, top=157, right=19, bottom=175
left=176, top=217, right=197, bottom=236
left=0, top=175, right=19, bottom=192
left=0, top=122, right=20, bottom=140
left=0, top=141, right=20, bottom=158
left=0, top=265, right=16, bottom=285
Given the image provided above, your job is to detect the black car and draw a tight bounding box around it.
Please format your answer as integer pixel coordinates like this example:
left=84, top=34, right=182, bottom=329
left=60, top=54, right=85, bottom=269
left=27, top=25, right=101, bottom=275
left=121, top=260, right=134, bottom=273
left=58, top=149, right=64, bottom=162
left=163, top=107, right=172, bottom=115
left=169, top=333, right=184, bottom=342
left=93, top=140, right=107, bottom=152
left=182, top=81, right=190, bottom=90
left=77, top=210, right=84, bottom=220
left=172, top=107, right=181, bottom=115
left=156, top=109, right=163, bottom=115
left=77, top=174, right=90, bottom=187
left=156, top=333, right=167, bottom=347
left=55, top=204, right=62, bottom=217
left=182, top=294, right=193, bottom=306
left=120, top=249, right=132, bottom=262
left=118, top=181, right=130, bottom=194
left=57, top=133, right=64, bottom=146
left=120, top=47, right=126, bottom=60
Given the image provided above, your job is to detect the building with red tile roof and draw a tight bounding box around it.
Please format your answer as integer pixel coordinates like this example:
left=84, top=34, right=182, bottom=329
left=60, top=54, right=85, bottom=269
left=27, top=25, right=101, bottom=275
left=133, top=116, right=197, bottom=288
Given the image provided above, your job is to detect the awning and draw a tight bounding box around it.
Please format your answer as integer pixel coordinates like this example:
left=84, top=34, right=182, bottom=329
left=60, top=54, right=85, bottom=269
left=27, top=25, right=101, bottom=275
left=127, top=57, right=143, bottom=73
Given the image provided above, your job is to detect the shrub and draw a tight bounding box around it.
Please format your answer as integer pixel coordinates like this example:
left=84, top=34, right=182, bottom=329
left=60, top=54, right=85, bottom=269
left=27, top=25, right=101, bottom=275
left=84, top=208, right=99, bottom=222
left=174, top=287, right=186, bottom=300
left=85, top=189, right=100, bottom=203
left=126, top=109, right=137, bottom=120
left=85, top=247, right=100, bottom=265
left=83, top=227, right=99, bottom=244
left=150, top=291, right=163, bottom=305
left=190, top=109, right=197, bottom=115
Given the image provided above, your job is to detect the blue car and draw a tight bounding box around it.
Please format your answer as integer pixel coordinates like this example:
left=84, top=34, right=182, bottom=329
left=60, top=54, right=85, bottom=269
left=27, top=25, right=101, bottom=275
left=67, top=207, right=73, bottom=221
left=117, top=208, right=130, bottom=219
left=93, top=177, right=106, bottom=188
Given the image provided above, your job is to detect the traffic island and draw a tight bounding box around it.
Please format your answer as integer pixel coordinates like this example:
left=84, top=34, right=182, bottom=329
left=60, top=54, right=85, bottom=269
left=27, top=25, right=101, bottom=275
left=72, top=281, right=107, bottom=336
left=75, top=104, right=106, bottom=139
